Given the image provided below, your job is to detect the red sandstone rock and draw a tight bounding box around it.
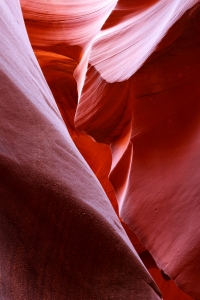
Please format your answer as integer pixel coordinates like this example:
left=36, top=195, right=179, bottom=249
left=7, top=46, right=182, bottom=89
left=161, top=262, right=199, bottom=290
left=120, top=7, right=200, bottom=299
left=75, top=3, right=200, bottom=298
left=3, top=0, right=200, bottom=298
left=0, top=0, right=162, bottom=299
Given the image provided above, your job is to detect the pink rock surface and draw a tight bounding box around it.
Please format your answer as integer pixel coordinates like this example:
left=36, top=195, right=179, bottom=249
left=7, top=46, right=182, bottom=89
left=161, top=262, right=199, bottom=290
left=75, top=3, right=200, bottom=299
left=0, top=0, right=162, bottom=299
left=3, top=0, right=200, bottom=298
left=75, top=2, right=200, bottom=298
left=120, top=7, right=200, bottom=299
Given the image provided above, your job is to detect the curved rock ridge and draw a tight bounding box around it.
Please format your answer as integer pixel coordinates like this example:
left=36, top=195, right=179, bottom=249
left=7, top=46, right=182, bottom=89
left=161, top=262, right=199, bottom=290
left=120, top=6, right=200, bottom=299
left=34, top=44, right=118, bottom=214
left=75, top=2, right=200, bottom=299
left=20, top=0, right=117, bottom=49
left=89, top=0, right=198, bottom=82
left=15, top=0, right=200, bottom=299
left=20, top=0, right=118, bottom=95
left=0, top=0, right=163, bottom=299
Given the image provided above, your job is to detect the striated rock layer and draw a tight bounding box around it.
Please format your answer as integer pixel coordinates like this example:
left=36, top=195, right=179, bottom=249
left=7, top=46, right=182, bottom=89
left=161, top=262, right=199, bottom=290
left=75, top=2, right=200, bottom=299
left=0, top=0, right=162, bottom=299
left=1, top=0, right=200, bottom=298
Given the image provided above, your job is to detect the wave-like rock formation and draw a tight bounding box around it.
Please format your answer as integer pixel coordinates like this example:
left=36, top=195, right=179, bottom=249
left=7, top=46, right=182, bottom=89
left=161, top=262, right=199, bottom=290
left=1, top=0, right=200, bottom=298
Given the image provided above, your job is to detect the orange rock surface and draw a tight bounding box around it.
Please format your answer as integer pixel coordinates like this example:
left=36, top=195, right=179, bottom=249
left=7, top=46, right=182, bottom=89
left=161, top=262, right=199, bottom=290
left=1, top=0, right=200, bottom=298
